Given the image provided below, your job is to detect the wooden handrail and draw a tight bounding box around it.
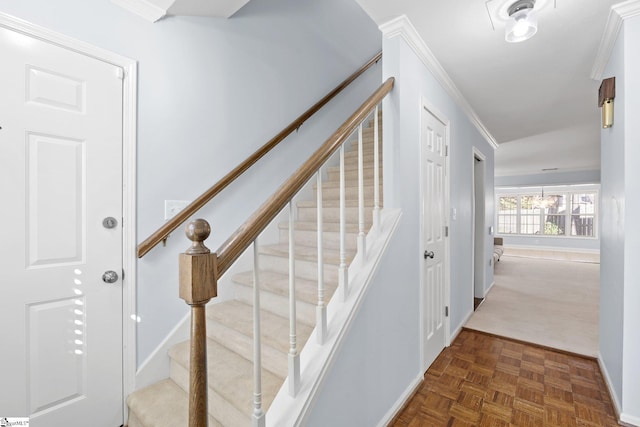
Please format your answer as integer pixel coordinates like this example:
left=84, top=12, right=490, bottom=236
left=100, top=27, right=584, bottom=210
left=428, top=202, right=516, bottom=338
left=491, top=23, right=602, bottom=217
left=137, top=52, right=382, bottom=258
left=215, top=77, right=394, bottom=276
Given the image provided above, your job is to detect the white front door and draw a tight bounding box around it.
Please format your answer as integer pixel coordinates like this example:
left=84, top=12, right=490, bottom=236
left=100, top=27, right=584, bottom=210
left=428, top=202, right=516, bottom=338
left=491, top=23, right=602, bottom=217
left=421, top=106, right=448, bottom=372
left=0, top=26, right=124, bottom=426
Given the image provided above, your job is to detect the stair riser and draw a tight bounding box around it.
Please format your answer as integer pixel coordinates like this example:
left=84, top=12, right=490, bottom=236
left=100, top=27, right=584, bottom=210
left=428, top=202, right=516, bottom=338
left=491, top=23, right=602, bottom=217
left=170, top=362, right=249, bottom=427
left=342, top=144, right=382, bottom=157
left=327, top=160, right=379, bottom=173
left=234, top=284, right=317, bottom=328
left=297, top=205, right=374, bottom=224
left=279, top=228, right=358, bottom=251
left=343, top=152, right=378, bottom=163
left=350, top=127, right=383, bottom=138
left=259, top=253, right=341, bottom=283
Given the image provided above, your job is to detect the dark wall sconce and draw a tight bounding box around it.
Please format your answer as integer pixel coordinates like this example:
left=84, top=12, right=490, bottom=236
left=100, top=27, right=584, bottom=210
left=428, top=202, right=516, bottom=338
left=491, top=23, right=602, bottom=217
left=599, top=77, right=615, bottom=129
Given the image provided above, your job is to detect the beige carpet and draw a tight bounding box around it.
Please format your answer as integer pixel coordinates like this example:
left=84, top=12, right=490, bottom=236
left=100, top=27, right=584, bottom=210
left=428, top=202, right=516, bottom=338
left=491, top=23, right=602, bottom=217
left=465, top=254, right=599, bottom=357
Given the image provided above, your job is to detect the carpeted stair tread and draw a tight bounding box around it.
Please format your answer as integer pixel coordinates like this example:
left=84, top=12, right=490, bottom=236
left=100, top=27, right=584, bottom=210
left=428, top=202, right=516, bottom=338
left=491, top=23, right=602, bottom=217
left=314, top=180, right=379, bottom=190
left=297, top=199, right=375, bottom=208
left=168, top=338, right=283, bottom=421
left=231, top=269, right=337, bottom=305
left=277, top=220, right=361, bottom=233
left=206, top=299, right=314, bottom=356
left=126, top=379, right=221, bottom=427
left=259, top=243, right=355, bottom=265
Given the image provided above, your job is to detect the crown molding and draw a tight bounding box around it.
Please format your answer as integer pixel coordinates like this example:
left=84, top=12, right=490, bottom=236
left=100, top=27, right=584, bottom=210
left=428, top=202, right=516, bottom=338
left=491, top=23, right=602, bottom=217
left=110, top=0, right=167, bottom=22
left=379, top=15, right=499, bottom=150
left=591, top=0, right=640, bottom=80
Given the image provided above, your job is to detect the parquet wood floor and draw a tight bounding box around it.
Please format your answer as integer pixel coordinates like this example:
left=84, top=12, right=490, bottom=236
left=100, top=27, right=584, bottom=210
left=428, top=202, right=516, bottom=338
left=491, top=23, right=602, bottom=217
left=392, top=330, right=619, bottom=427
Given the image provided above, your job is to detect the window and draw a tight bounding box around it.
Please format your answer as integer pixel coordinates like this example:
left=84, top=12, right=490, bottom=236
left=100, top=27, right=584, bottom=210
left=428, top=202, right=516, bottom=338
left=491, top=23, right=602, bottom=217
left=497, top=196, right=517, bottom=234
left=496, top=186, right=598, bottom=238
left=570, top=193, right=596, bottom=237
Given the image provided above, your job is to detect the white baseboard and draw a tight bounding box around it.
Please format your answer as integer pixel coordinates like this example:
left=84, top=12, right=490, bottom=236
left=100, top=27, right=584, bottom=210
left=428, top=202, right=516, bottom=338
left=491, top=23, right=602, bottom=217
left=375, top=374, right=424, bottom=427
left=484, top=281, right=495, bottom=297
left=597, top=352, right=622, bottom=421
left=621, top=413, right=640, bottom=427
left=504, top=244, right=600, bottom=263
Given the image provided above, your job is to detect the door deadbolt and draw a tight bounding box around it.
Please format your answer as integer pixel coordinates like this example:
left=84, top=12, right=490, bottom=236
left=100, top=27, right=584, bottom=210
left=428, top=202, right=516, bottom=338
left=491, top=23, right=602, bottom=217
left=102, top=270, right=119, bottom=284
left=424, top=250, right=435, bottom=259
left=103, top=217, right=118, bottom=229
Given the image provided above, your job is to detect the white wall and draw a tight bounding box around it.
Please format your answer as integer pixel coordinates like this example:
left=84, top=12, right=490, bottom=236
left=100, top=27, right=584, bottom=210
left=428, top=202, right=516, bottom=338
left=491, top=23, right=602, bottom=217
left=0, top=0, right=382, bottom=364
left=305, top=25, right=495, bottom=424
left=600, top=13, right=640, bottom=424
left=621, top=14, right=640, bottom=424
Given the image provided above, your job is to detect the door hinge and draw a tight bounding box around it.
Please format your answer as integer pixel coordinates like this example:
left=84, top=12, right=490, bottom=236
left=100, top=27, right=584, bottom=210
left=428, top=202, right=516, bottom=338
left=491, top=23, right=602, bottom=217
left=444, top=226, right=449, bottom=237
left=445, top=306, right=449, bottom=317
left=445, top=145, right=449, bottom=156
left=121, top=269, right=125, bottom=281
left=115, top=67, right=125, bottom=80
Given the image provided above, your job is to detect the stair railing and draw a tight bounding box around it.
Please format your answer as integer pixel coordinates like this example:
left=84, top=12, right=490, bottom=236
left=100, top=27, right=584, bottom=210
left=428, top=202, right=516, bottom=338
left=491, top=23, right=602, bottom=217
left=137, top=52, right=381, bottom=259
left=180, top=77, right=393, bottom=427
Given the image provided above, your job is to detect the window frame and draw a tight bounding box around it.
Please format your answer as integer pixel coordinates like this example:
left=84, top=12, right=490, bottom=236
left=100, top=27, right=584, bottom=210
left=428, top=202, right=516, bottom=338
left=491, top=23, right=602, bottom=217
left=496, top=184, right=599, bottom=239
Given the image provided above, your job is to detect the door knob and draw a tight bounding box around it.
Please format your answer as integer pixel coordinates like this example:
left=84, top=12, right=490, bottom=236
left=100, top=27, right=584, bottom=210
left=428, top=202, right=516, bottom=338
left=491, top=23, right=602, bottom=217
left=103, top=217, right=118, bottom=229
left=102, top=270, right=119, bottom=284
left=424, top=250, right=435, bottom=259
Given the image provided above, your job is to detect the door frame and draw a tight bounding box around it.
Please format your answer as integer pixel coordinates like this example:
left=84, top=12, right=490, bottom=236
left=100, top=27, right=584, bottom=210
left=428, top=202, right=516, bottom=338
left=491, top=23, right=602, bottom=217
left=472, top=147, right=486, bottom=300
left=0, top=12, right=138, bottom=420
left=419, top=96, right=451, bottom=373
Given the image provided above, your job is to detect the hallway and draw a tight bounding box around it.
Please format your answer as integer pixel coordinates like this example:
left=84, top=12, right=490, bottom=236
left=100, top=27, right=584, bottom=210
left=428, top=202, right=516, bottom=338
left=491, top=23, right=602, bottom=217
left=465, top=254, right=599, bottom=357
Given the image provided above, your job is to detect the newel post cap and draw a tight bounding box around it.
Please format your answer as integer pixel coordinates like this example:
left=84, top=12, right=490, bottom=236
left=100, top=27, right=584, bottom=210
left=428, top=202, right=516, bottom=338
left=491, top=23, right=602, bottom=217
left=179, top=219, right=217, bottom=305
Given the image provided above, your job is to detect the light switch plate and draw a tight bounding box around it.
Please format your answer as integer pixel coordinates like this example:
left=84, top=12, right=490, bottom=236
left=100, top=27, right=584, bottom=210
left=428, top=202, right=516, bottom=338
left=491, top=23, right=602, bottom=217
left=164, top=200, right=190, bottom=221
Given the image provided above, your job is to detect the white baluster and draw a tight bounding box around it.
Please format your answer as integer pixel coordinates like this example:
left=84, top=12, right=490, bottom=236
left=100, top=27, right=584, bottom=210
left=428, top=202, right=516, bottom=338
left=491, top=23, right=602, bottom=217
left=357, top=123, right=366, bottom=264
left=338, top=145, right=348, bottom=301
left=373, top=105, right=381, bottom=229
left=316, top=170, right=327, bottom=344
left=288, top=201, right=300, bottom=396
left=252, top=240, right=265, bottom=427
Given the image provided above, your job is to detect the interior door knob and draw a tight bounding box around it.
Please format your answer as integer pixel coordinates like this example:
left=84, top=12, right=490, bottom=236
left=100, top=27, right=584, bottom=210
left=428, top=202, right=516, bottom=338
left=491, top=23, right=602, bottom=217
left=424, top=250, right=435, bottom=259
left=102, top=270, right=119, bottom=284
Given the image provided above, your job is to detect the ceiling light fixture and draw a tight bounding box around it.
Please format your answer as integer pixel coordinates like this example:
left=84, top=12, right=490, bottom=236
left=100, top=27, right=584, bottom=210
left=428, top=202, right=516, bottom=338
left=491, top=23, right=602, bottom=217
left=505, top=0, right=537, bottom=43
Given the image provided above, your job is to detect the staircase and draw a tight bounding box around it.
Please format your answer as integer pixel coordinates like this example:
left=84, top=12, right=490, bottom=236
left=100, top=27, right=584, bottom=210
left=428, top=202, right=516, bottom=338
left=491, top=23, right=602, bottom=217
left=127, top=114, right=382, bottom=427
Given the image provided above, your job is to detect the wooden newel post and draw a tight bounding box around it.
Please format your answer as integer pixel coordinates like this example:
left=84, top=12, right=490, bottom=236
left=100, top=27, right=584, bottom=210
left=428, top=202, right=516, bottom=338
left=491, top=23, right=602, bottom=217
left=179, top=219, right=218, bottom=427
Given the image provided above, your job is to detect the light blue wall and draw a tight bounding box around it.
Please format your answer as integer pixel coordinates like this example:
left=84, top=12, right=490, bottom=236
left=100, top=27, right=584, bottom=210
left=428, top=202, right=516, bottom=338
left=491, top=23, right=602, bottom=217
left=599, top=15, right=640, bottom=421
left=0, top=0, right=382, bottom=365
left=600, top=20, right=625, bottom=408
left=306, top=30, right=495, bottom=424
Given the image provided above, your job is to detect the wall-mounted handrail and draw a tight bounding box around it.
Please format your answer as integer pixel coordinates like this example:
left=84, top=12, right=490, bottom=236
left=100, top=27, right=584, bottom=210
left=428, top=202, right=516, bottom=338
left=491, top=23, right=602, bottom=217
left=215, top=77, right=394, bottom=277
left=137, top=52, right=382, bottom=258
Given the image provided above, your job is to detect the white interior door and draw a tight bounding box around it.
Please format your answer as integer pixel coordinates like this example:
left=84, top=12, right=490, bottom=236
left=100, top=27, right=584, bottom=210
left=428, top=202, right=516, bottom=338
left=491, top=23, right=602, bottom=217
left=421, top=106, right=448, bottom=372
left=0, top=26, right=124, bottom=426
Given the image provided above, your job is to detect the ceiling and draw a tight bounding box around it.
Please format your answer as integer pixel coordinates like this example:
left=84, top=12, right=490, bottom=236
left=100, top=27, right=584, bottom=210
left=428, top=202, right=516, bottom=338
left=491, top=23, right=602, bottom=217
left=354, top=0, right=618, bottom=177
left=111, top=0, right=251, bottom=21
left=115, top=0, right=619, bottom=177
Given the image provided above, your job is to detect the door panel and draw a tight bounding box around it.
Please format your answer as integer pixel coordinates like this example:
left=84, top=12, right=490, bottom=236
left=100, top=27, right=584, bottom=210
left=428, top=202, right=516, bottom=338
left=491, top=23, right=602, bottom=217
left=0, top=26, right=124, bottom=426
left=422, top=107, right=447, bottom=371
